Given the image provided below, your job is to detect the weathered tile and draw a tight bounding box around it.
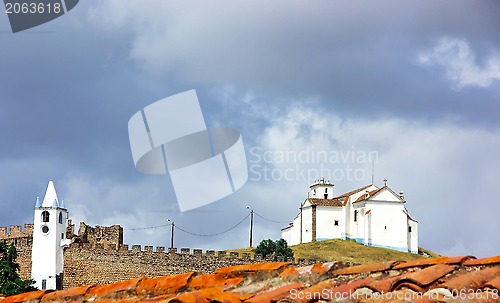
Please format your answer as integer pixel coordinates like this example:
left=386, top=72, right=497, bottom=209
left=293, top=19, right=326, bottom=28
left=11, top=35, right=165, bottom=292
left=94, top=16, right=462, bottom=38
left=169, top=287, right=241, bottom=303
left=463, top=256, right=500, bottom=266
left=393, top=256, right=474, bottom=270
left=86, top=277, right=143, bottom=300
left=244, top=281, right=303, bottom=303
left=332, top=261, right=397, bottom=275
left=439, top=267, right=500, bottom=291
left=392, top=264, right=455, bottom=291
left=294, top=276, right=374, bottom=303
left=41, top=284, right=94, bottom=302
left=214, top=262, right=291, bottom=280
left=188, top=273, right=243, bottom=291
left=483, top=276, right=500, bottom=291
left=0, top=290, right=48, bottom=303
left=136, top=272, right=194, bottom=297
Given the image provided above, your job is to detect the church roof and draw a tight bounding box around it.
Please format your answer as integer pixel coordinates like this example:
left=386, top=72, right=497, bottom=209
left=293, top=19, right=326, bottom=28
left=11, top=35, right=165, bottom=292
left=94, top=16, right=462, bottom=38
left=307, top=197, right=343, bottom=207
left=353, top=187, right=385, bottom=203
left=41, top=181, right=59, bottom=208
left=333, top=184, right=374, bottom=199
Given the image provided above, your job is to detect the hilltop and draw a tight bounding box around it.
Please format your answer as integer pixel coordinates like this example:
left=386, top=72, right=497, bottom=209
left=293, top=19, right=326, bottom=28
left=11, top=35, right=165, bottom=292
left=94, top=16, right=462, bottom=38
left=234, top=239, right=440, bottom=264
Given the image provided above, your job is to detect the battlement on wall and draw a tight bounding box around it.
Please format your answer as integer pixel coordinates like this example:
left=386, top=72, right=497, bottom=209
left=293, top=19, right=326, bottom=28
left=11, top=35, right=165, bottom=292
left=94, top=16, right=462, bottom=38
left=66, top=243, right=319, bottom=265
left=0, top=224, right=34, bottom=239
left=76, top=222, right=123, bottom=247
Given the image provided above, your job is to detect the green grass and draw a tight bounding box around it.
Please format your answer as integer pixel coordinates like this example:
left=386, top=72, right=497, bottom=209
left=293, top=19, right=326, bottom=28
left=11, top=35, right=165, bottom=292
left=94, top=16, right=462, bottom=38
left=231, top=239, right=440, bottom=265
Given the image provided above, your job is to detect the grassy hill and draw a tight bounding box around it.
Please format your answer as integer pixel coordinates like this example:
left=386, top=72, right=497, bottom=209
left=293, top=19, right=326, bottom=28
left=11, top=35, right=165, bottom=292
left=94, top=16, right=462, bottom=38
left=233, top=239, right=440, bottom=265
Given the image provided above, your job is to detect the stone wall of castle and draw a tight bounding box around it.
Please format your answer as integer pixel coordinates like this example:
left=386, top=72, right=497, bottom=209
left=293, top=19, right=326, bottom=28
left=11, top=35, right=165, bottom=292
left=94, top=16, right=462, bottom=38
left=0, top=225, right=34, bottom=281
left=62, top=244, right=304, bottom=289
left=1, top=223, right=315, bottom=289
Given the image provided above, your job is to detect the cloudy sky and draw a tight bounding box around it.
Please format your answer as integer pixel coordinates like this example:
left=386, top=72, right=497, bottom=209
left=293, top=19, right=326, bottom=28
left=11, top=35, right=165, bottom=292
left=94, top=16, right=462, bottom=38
left=1, top=1, right=499, bottom=257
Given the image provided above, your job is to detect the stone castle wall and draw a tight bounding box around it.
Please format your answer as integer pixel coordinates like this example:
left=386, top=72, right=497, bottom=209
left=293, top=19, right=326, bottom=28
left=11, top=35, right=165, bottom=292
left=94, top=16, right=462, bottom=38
left=0, top=225, right=34, bottom=282
left=62, top=244, right=303, bottom=289
left=1, top=223, right=315, bottom=289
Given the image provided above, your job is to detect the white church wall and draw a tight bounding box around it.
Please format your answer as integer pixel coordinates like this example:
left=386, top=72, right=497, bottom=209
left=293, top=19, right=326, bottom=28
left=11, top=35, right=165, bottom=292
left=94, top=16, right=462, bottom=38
left=367, top=202, right=408, bottom=252
left=315, top=206, right=343, bottom=241
left=408, top=220, right=418, bottom=254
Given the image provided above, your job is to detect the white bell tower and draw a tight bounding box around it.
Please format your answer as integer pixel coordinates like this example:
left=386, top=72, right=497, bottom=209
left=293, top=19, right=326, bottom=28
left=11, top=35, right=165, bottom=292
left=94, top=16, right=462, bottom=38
left=31, top=181, right=70, bottom=290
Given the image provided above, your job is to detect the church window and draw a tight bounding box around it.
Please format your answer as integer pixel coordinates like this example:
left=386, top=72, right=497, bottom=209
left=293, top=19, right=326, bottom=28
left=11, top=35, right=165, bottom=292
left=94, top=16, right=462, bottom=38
left=41, top=211, right=49, bottom=222
left=408, top=226, right=412, bottom=232
left=325, top=188, right=328, bottom=193
left=354, top=210, right=358, bottom=222
left=61, top=233, right=64, bottom=239
left=59, top=212, right=63, bottom=224
left=334, top=220, right=339, bottom=226
left=42, top=279, right=46, bottom=290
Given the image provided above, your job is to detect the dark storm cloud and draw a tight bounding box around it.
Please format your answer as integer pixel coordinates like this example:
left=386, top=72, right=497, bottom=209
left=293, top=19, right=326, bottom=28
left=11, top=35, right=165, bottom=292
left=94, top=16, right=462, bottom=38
left=89, top=0, right=500, bottom=124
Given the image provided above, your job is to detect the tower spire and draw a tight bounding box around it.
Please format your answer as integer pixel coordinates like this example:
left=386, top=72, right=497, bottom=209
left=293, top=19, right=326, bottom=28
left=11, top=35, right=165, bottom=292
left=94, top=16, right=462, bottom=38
left=41, top=180, right=59, bottom=208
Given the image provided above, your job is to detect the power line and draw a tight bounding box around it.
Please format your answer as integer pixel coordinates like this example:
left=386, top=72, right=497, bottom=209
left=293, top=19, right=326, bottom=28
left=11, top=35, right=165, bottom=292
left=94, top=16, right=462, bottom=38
left=254, top=211, right=290, bottom=224
left=174, top=214, right=250, bottom=237
left=125, top=224, right=170, bottom=231
left=124, top=211, right=288, bottom=233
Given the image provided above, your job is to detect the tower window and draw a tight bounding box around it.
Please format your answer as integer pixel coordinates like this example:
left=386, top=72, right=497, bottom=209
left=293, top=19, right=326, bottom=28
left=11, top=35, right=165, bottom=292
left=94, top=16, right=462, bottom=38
left=354, top=210, right=358, bottom=222
left=42, top=279, right=46, bottom=290
left=334, top=220, right=339, bottom=226
left=325, top=188, right=328, bottom=193
left=59, top=212, right=63, bottom=224
left=408, top=226, right=412, bottom=232
left=41, top=211, right=49, bottom=222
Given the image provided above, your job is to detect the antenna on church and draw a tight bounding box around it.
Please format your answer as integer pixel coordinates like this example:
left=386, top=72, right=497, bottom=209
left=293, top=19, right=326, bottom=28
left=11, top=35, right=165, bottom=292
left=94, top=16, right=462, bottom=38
left=371, top=160, right=375, bottom=184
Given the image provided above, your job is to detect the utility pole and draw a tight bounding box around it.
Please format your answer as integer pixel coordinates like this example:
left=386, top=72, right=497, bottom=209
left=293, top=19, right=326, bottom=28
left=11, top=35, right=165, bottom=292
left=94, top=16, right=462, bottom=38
left=246, top=206, right=254, bottom=248
left=168, top=219, right=174, bottom=248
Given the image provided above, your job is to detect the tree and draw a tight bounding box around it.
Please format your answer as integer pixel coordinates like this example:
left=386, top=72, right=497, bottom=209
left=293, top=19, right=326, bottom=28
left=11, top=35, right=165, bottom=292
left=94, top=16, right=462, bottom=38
left=0, top=242, right=35, bottom=296
left=255, top=239, right=293, bottom=260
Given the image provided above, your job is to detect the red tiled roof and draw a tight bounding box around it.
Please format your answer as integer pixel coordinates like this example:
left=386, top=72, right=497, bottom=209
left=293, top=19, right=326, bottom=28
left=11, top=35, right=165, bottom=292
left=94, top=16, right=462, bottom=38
left=2, top=255, right=499, bottom=303
left=354, top=187, right=385, bottom=203
left=307, top=197, right=343, bottom=207
left=334, top=184, right=373, bottom=199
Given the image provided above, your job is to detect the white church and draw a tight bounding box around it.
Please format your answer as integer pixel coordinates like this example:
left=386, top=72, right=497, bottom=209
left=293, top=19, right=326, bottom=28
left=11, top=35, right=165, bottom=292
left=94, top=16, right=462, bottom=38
left=281, top=178, right=419, bottom=253
left=31, top=181, right=71, bottom=290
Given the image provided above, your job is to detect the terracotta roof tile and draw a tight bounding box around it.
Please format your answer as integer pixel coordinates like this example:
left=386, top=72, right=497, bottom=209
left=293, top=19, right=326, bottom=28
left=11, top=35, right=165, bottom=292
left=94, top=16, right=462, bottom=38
left=41, top=284, right=93, bottom=302
left=244, top=281, right=303, bottom=303
left=169, top=287, right=241, bottom=303
left=307, top=197, right=343, bottom=206
left=393, top=256, right=475, bottom=269
left=483, top=275, right=500, bottom=291
left=438, top=266, right=500, bottom=291
left=280, top=261, right=342, bottom=280
left=294, top=276, right=374, bottom=303
left=136, top=272, right=194, bottom=297
left=392, top=264, right=455, bottom=290
left=463, top=255, right=500, bottom=266
left=3, top=256, right=500, bottom=303
left=0, top=290, right=47, bottom=303
left=189, top=274, right=243, bottom=290
left=364, top=264, right=454, bottom=293
left=332, top=261, right=397, bottom=275
left=85, top=277, right=143, bottom=300
left=214, top=262, right=290, bottom=279
left=334, top=184, right=373, bottom=199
